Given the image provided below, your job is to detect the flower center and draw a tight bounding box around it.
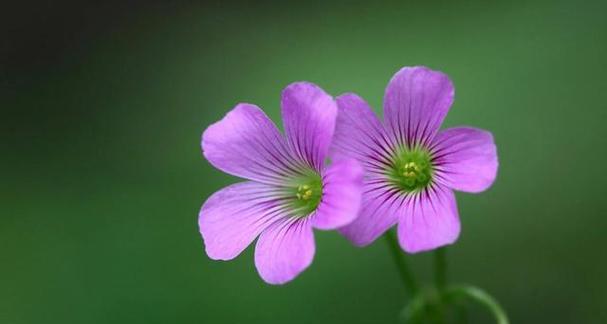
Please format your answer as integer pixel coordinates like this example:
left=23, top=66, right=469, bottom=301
left=387, top=148, right=433, bottom=193
left=289, top=172, right=323, bottom=216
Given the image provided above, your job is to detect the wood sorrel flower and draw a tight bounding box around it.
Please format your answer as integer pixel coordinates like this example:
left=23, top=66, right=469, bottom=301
left=331, top=67, right=498, bottom=253
left=199, top=82, right=363, bottom=284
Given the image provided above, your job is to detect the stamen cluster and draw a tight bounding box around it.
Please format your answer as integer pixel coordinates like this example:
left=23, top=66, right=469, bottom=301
left=387, top=148, right=433, bottom=193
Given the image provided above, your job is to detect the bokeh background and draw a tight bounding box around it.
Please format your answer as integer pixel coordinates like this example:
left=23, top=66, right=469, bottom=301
left=2, top=0, right=606, bottom=323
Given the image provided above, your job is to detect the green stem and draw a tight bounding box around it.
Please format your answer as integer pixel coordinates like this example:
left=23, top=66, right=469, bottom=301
left=433, top=248, right=448, bottom=323
left=455, top=303, right=469, bottom=324
left=384, top=230, right=419, bottom=296
left=443, top=285, right=509, bottom=324
left=399, top=293, right=427, bottom=323
left=434, top=248, right=447, bottom=292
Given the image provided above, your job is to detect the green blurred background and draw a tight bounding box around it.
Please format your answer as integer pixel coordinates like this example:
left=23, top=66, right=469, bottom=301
left=2, top=0, right=606, bottom=323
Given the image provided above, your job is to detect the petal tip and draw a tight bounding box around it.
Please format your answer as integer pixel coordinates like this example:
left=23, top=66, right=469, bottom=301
left=398, top=222, right=461, bottom=254
left=401, top=234, right=460, bottom=254
left=254, top=220, right=316, bottom=285
left=336, top=92, right=363, bottom=102
left=338, top=226, right=381, bottom=247
left=335, top=92, right=372, bottom=112
left=389, top=66, right=455, bottom=96
left=434, top=127, right=499, bottom=193
left=282, top=81, right=329, bottom=99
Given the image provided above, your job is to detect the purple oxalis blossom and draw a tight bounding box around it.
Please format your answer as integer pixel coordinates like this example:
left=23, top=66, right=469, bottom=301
left=199, top=82, right=363, bottom=284
left=331, top=66, right=498, bottom=253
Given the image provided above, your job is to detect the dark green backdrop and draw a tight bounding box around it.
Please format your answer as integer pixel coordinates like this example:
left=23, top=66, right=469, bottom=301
left=2, top=1, right=606, bottom=323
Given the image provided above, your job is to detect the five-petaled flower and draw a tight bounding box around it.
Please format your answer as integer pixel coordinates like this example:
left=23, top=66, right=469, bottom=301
left=199, top=82, right=363, bottom=284
left=331, top=66, right=498, bottom=253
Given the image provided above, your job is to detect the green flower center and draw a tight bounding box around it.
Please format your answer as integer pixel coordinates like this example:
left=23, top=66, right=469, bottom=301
left=386, top=148, right=433, bottom=193
left=288, top=172, right=323, bottom=216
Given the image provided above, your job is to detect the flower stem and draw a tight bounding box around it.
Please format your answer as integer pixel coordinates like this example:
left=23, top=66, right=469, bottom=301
left=433, top=248, right=448, bottom=323
left=384, top=229, right=419, bottom=296
left=443, top=285, right=510, bottom=324
left=434, top=247, right=447, bottom=292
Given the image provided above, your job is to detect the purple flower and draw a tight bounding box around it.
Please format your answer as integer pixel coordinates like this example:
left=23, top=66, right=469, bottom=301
left=199, top=82, right=363, bottom=284
left=331, top=66, right=498, bottom=253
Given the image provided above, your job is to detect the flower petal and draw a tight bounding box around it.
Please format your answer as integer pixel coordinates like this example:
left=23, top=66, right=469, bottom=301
left=281, top=82, right=337, bottom=171
left=383, top=66, right=454, bottom=147
left=202, top=103, right=301, bottom=185
left=397, top=186, right=460, bottom=253
left=339, top=180, right=405, bottom=246
left=199, top=181, right=288, bottom=260
left=330, top=93, right=395, bottom=174
left=312, top=158, right=363, bottom=230
left=431, top=127, right=498, bottom=193
left=254, top=218, right=315, bottom=285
